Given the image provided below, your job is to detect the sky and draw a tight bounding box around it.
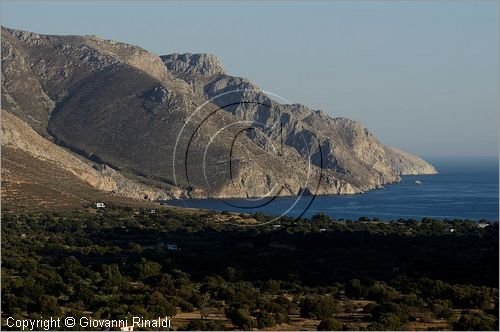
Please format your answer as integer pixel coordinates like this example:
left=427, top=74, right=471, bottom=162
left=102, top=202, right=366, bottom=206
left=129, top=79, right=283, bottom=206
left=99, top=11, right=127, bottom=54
left=1, top=0, right=498, bottom=158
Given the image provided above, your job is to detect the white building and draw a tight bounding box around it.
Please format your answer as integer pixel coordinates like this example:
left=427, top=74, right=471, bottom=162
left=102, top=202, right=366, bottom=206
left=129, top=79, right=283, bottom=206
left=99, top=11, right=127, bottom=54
left=166, top=244, right=178, bottom=251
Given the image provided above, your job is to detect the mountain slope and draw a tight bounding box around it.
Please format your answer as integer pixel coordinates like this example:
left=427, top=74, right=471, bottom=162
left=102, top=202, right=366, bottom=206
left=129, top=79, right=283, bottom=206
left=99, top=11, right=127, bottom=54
left=1, top=110, right=172, bottom=210
left=385, top=146, right=438, bottom=175
left=161, top=53, right=437, bottom=188
left=1, top=27, right=436, bottom=205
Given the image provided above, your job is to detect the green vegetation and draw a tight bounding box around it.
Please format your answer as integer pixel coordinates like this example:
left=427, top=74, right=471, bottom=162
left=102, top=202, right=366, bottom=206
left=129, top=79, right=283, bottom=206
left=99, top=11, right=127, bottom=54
left=1, top=207, right=498, bottom=330
left=317, top=318, right=343, bottom=331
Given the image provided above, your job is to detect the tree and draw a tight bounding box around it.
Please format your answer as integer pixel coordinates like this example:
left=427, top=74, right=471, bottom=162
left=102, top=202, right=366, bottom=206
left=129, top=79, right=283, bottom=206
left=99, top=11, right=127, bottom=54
left=37, top=295, right=62, bottom=316
left=224, top=267, right=243, bottom=282
left=345, top=279, right=367, bottom=299
left=2, top=293, right=25, bottom=315
left=317, top=318, right=343, bottom=331
left=183, top=320, right=225, bottom=331
left=183, top=319, right=205, bottom=331
left=431, top=299, right=453, bottom=320
left=266, top=298, right=290, bottom=324
left=376, top=312, right=402, bottom=330
left=145, top=291, right=176, bottom=318
left=262, top=279, right=280, bottom=294
left=300, top=296, right=339, bottom=320
left=156, top=274, right=175, bottom=293
left=400, top=293, right=426, bottom=308
left=453, top=311, right=498, bottom=331
left=101, top=264, right=125, bottom=290
left=367, top=281, right=391, bottom=302
left=312, top=213, right=332, bottom=223
left=253, top=212, right=267, bottom=222
left=136, top=258, right=162, bottom=280
left=225, top=307, right=255, bottom=330
left=370, top=302, right=408, bottom=330
left=71, top=283, right=94, bottom=305
left=256, top=311, right=276, bottom=329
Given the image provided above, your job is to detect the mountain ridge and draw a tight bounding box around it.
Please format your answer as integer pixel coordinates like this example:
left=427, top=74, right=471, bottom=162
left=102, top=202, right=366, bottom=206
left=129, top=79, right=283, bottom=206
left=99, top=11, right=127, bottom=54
left=1, top=27, right=437, bottom=208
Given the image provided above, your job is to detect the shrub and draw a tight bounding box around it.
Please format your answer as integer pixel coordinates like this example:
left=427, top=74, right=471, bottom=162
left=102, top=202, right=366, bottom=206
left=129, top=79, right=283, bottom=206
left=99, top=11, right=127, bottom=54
left=256, top=311, right=277, bottom=329
left=180, top=300, right=194, bottom=312
left=145, top=292, right=176, bottom=317
left=317, top=318, right=343, bottom=331
left=183, top=319, right=225, bottom=331
left=431, top=299, right=453, bottom=319
left=345, top=279, right=367, bottom=299
left=453, top=311, right=498, bottom=331
left=300, top=296, right=339, bottom=320
left=311, top=213, right=332, bottom=223
left=225, top=307, right=255, bottom=330
left=37, top=295, right=62, bottom=316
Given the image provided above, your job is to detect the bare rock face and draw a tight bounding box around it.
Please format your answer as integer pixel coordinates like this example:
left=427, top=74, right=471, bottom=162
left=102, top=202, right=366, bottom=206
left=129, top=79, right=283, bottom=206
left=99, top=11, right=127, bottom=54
left=163, top=53, right=225, bottom=78
left=161, top=53, right=437, bottom=191
left=385, top=146, right=438, bottom=175
left=1, top=27, right=437, bottom=206
left=1, top=29, right=55, bottom=137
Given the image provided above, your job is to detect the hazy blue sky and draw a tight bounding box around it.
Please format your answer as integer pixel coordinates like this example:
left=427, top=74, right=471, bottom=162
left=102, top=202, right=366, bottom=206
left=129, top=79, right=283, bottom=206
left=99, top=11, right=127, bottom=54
left=2, top=1, right=498, bottom=158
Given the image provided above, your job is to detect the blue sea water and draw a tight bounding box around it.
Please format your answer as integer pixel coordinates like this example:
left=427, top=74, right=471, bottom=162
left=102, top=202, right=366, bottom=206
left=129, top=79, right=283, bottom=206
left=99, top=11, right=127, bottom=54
left=168, top=157, right=499, bottom=221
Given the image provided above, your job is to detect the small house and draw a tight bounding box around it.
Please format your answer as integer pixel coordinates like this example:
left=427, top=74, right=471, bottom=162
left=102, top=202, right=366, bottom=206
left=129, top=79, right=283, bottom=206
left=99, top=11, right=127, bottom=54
left=166, top=244, right=178, bottom=251
left=96, top=202, right=106, bottom=208
left=115, top=323, right=133, bottom=331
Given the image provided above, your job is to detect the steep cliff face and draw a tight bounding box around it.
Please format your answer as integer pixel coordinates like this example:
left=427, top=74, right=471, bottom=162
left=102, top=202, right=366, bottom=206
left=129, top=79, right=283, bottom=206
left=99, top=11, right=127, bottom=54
left=161, top=53, right=437, bottom=188
left=162, top=53, right=225, bottom=78
left=1, top=27, right=352, bottom=200
left=1, top=29, right=55, bottom=136
left=1, top=27, right=436, bottom=207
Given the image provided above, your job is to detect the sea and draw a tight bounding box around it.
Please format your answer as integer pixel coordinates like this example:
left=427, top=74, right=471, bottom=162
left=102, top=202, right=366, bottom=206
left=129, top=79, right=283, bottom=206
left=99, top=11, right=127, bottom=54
left=167, top=157, right=499, bottom=221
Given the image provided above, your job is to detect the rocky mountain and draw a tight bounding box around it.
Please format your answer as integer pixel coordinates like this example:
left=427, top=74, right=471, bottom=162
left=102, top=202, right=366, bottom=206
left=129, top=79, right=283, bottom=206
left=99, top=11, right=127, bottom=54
left=161, top=53, right=437, bottom=188
left=1, top=27, right=436, bottom=208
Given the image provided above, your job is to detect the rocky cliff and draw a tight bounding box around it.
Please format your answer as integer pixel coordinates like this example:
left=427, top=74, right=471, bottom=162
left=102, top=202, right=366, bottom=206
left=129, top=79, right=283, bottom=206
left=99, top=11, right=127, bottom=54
left=1, top=27, right=436, bottom=207
left=161, top=53, right=437, bottom=188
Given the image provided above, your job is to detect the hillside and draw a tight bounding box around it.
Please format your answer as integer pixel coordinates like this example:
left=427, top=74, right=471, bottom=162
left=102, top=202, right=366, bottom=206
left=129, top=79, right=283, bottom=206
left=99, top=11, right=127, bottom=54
left=1, top=27, right=437, bottom=208
left=162, top=53, right=437, bottom=186
left=1, top=110, right=171, bottom=211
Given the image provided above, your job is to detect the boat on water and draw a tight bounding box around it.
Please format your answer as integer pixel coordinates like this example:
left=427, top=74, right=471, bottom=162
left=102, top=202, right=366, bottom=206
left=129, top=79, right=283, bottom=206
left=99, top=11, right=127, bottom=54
left=414, top=180, right=423, bottom=185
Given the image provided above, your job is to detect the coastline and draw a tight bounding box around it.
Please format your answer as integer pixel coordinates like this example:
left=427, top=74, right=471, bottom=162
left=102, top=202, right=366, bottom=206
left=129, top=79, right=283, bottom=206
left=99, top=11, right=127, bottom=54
left=164, top=160, right=498, bottom=221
